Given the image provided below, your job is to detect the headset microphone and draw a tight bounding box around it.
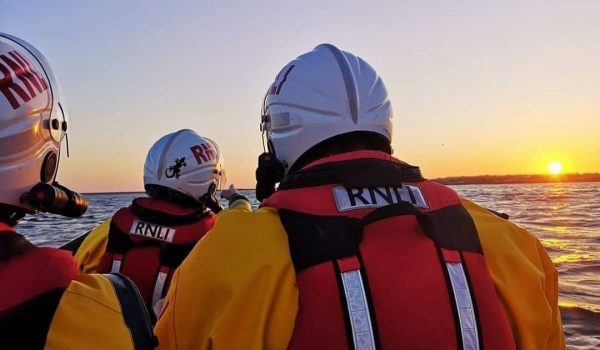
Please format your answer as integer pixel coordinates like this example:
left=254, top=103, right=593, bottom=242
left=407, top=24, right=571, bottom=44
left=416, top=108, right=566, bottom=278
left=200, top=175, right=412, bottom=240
left=23, top=182, right=88, bottom=218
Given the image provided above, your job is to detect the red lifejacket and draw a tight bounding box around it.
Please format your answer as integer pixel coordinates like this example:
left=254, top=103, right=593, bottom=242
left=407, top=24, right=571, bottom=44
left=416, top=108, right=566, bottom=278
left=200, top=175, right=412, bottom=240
left=0, top=222, right=78, bottom=348
left=0, top=222, right=77, bottom=312
left=262, top=151, right=515, bottom=350
left=97, top=198, right=215, bottom=313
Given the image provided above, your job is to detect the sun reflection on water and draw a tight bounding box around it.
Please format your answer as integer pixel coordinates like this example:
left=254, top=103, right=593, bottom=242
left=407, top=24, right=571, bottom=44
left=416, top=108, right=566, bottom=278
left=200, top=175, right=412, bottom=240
left=541, top=238, right=570, bottom=249
left=553, top=251, right=596, bottom=264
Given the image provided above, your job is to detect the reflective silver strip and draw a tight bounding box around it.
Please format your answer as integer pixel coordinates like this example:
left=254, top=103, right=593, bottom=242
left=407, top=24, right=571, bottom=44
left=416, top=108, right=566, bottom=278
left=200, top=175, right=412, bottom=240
left=340, top=269, right=376, bottom=350
left=446, top=262, right=479, bottom=350
left=152, top=270, right=168, bottom=309
left=110, top=258, right=122, bottom=273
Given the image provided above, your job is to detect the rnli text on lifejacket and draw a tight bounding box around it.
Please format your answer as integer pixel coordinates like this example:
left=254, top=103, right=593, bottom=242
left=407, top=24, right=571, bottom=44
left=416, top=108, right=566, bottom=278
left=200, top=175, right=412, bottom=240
left=333, top=185, right=428, bottom=212
left=129, top=220, right=176, bottom=242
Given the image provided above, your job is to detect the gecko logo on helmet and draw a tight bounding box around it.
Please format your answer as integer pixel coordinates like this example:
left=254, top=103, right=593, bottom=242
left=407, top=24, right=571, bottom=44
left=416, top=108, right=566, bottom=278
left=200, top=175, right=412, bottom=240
left=165, top=157, right=187, bottom=179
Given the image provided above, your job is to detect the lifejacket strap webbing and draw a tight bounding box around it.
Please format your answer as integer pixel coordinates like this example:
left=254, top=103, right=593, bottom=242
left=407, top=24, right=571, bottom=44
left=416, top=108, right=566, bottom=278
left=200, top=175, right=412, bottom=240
left=279, top=203, right=483, bottom=274
left=104, top=273, right=157, bottom=350
left=424, top=206, right=483, bottom=254
left=361, top=201, right=422, bottom=225
left=361, top=203, right=483, bottom=254
left=279, top=209, right=364, bottom=273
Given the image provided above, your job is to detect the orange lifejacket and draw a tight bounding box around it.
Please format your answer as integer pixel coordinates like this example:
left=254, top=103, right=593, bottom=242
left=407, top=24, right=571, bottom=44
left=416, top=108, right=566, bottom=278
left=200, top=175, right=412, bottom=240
left=96, top=197, right=215, bottom=314
left=0, top=222, right=77, bottom=313
left=262, top=151, right=515, bottom=350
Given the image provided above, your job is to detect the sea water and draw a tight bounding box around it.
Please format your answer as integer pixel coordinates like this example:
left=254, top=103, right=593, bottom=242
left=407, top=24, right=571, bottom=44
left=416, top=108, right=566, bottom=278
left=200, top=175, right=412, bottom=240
left=16, top=183, right=600, bottom=349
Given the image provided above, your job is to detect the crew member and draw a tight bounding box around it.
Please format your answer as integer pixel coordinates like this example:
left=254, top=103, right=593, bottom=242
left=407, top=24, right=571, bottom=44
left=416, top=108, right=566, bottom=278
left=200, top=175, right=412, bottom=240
left=154, top=44, right=565, bottom=349
left=0, top=33, right=155, bottom=349
left=74, top=129, right=226, bottom=318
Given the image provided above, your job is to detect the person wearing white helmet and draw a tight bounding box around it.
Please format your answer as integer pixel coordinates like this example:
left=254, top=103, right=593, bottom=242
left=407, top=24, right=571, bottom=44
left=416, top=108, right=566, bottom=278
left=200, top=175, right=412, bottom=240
left=73, top=129, right=226, bottom=320
left=0, top=33, right=155, bottom=349
left=154, top=44, right=565, bottom=350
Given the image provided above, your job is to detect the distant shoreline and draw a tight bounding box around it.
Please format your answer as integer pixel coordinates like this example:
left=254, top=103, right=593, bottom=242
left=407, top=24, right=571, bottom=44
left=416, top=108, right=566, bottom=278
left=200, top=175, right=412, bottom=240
left=432, top=173, right=600, bottom=185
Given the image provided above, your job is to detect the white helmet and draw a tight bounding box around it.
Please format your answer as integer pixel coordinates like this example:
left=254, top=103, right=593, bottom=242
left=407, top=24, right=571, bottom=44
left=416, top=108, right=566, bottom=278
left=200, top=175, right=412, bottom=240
left=144, top=129, right=226, bottom=203
left=261, top=43, right=393, bottom=172
left=0, top=33, right=70, bottom=212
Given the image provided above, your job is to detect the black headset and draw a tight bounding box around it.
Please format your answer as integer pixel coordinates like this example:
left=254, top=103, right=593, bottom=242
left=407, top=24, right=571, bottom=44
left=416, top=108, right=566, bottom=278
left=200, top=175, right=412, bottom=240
left=255, top=103, right=286, bottom=202
left=18, top=151, right=88, bottom=218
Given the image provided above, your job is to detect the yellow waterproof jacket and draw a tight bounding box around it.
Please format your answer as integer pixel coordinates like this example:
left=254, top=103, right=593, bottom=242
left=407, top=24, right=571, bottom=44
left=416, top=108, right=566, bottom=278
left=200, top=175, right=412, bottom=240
left=154, top=198, right=565, bottom=349
left=74, top=220, right=111, bottom=273
left=1, top=272, right=155, bottom=350
left=46, top=273, right=155, bottom=350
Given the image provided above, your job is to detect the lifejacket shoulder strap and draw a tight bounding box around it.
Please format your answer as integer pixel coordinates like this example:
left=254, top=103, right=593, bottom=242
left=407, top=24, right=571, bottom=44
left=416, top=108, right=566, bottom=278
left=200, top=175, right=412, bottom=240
left=279, top=158, right=424, bottom=190
left=104, top=273, right=157, bottom=350
left=279, top=210, right=363, bottom=273
left=362, top=202, right=483, bottom=253
left=279, top=202, right=483, bottom=273
left=0, top=232, right=36, bottom=260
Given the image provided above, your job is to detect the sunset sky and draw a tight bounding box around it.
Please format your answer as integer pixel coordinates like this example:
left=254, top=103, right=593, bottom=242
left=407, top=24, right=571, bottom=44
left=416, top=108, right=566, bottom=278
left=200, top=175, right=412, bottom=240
left=1, top=1, right=599, bottom=192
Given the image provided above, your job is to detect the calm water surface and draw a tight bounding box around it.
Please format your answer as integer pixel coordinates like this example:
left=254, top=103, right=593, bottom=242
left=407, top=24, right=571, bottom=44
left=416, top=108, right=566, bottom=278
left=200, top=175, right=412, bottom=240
left=17, top=183, right=600, bottom=349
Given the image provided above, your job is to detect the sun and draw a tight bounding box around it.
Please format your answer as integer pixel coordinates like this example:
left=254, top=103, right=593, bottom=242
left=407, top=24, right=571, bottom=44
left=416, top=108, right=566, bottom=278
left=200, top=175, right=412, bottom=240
left=547, top=161, right=564, bottom=175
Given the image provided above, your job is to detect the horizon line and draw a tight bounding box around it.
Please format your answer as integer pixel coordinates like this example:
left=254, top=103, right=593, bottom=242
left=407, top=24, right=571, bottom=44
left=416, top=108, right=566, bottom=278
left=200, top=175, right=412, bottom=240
left=82, top=173, right=600, bottom=195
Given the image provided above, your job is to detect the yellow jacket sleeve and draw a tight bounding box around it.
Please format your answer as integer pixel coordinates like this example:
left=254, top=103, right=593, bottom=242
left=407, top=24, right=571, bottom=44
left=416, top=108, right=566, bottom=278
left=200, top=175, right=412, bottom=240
left=462, top=199, right=566, bottom=349
left=154, top=207, right=298, bottom=350
left=45, top=274, right=135, bottom=350
left=228, top=197, right=252, bottom=212
left=74, top=220, right=110, bottom=273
